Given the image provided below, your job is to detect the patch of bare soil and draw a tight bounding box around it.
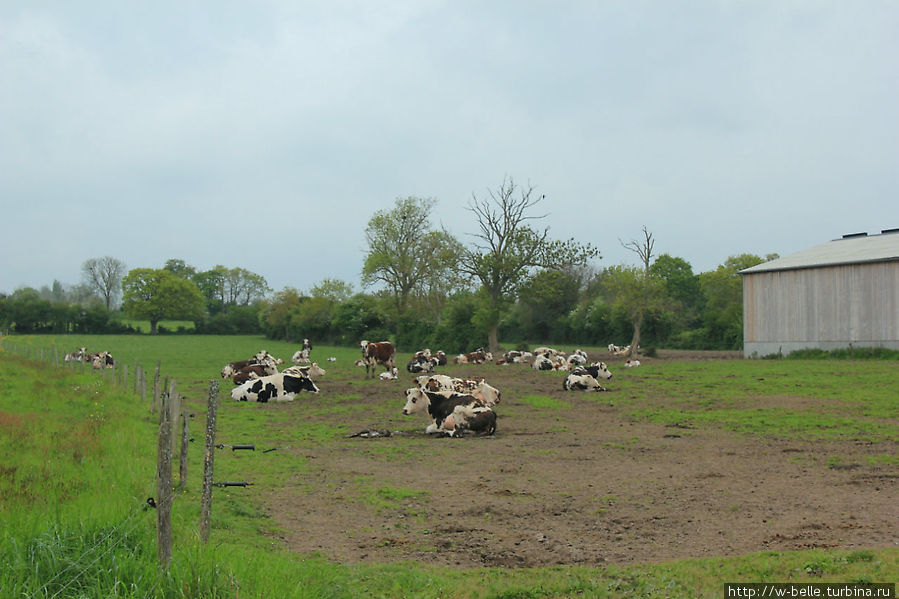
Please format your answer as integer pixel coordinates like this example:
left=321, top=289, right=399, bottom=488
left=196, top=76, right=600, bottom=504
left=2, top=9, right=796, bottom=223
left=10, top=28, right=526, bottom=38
left=259, top=356, right=897, bottom=568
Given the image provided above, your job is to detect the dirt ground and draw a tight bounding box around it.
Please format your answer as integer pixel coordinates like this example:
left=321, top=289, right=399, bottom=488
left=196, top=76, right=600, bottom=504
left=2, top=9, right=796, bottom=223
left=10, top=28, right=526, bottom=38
left=259, top=351, right=898, bottom=568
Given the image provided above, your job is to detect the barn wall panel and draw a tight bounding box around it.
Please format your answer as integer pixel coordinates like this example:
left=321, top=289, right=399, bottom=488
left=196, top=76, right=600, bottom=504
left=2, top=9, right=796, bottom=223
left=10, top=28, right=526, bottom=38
left=743, top=261, right=899, bottom=356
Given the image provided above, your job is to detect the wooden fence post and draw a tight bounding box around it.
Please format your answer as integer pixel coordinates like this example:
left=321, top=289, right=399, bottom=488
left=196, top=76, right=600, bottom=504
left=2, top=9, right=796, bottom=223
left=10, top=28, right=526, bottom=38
left=199, top=379, right=219, bottom=544
left=178, top=404, right=189, bottom=491
left=156, top=387, right=174, bottom=569
left=153, top=361, right=161, bottom=414
left=169, top=381, right=180, bottom=457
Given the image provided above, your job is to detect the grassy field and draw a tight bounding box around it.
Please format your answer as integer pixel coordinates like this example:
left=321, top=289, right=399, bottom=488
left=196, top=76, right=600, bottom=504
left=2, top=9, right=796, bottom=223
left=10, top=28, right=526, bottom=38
left=1, top=334, right=896, bottom=598
left=116, top=319, right=196, bottom=333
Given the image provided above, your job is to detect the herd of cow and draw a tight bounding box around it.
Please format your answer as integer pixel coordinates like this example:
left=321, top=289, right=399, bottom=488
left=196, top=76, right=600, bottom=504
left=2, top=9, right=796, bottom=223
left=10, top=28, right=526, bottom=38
left=215, top=339, right=630, bottom=438
left=64, top=347, right=115, bottom=369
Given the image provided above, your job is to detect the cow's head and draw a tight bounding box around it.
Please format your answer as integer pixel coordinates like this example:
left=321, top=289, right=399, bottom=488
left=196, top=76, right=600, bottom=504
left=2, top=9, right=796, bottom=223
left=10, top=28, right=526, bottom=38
left=592, top=362, right=613, bottom=380
left=402, top=387, right=430, bottom=415
left=283, top=374, right=320, bottom=394
left=471, top=380, right=501, bottom=405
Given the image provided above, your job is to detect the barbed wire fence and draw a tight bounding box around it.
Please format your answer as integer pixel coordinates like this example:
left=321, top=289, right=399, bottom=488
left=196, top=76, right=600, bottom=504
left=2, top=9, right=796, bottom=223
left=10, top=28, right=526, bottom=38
left=0, top=336, right=224, bottom=582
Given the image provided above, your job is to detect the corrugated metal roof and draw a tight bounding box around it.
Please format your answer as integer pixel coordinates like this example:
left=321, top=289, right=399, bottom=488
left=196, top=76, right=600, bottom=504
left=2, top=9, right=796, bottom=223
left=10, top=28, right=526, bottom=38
left=740, top=230, right=899, bottom=274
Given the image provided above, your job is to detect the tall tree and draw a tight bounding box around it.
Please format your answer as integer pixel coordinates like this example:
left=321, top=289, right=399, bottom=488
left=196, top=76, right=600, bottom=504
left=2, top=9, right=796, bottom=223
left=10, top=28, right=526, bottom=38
left=699, top=254, right=765, bottom=349
left=82, top=256, right=126, bottom=309
left=163, top=258, right=197, bottom=279
left=223, top=267, right=270, bottom=306
left=458, top=177, right=597, bottom=352
left=310, top=279, right=355, bottom=304
left=121, top=268, right=205, bottom=334
left=617, top=226, right=659, bottom=355
left=258, top=287, right=303, bottom=341
left=362, top=197, right=463, bottom=340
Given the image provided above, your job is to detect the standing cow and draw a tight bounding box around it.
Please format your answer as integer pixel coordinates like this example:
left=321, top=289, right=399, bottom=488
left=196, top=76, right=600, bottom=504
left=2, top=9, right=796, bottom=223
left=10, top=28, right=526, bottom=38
left=359, top=340, right=396, bottom=378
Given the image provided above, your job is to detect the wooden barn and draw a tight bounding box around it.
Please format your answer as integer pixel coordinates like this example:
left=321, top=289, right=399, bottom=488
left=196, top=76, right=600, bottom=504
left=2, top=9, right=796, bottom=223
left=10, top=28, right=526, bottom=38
left=740, top=229, right=899, bottom=357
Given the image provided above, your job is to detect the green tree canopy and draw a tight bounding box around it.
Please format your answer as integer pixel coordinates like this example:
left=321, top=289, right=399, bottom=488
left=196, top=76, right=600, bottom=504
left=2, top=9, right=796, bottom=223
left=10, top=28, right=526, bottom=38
left=121, top=268, right=205, bottom=334
left=601, top=264, right=668, bottom=349
left=698, top=253, right=765, bottom=349
left=163, top=258, right=197, bottom=279
left=362, top=196, right=464, bottom=340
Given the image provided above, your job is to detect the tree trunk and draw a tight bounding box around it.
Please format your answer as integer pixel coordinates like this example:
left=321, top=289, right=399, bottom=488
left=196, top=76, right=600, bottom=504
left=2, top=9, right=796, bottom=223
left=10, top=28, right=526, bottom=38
left=628, top=319, right=641, bottom=357
left=488, top=323, right=499, bottom=354
left=150, top=319, right=159, bottom=335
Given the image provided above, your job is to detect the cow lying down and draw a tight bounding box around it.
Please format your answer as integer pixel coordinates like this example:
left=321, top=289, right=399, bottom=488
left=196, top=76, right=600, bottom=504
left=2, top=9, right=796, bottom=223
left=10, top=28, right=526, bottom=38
left=414, top=374, right=501, bottom=406
left=402, top=387, right=496, bottom=437
left=231, top=372, right=319, bottom=402
left=563, top=362, right=613, bottom=392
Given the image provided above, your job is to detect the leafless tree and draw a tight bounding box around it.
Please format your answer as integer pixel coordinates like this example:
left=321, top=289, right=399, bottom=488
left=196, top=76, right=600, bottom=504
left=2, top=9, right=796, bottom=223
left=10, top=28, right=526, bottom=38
left=618, top=226, right=656, bottom=356
left=459, top=177, right=597, bottom=352
left=82, top=256, right=127, bottom=309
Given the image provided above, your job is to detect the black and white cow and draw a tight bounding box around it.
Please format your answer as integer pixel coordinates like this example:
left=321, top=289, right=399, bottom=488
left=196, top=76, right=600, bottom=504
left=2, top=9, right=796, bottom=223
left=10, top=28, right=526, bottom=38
left=231, top=372, right=319, bottom=402
left=88, top=351, right=115, bottom=369
left=562, top=362, right=613, bottom=391
left=406, top=350, right=438, bottom=373
left=566, top=351, right=588, bottom=367
left=64, top=347, right=88, bottom=362
left=531, top=355, right=554, bottom=370
left=401, top=387, right=496, bottom=436
left=576, top=362, right=613, bottom=380
left=563, top=372, right=608, bottom=391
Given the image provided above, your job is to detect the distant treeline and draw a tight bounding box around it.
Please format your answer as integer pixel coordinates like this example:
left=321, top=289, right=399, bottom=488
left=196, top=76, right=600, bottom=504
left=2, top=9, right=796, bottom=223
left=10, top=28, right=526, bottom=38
left=1, top=252, right=759, bottom=353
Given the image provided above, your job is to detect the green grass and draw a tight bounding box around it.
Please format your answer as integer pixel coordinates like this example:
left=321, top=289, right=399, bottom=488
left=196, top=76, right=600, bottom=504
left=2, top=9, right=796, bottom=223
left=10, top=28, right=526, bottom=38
left=117, top=318, right=197, bottom=333
left=1, top=336, right=897, bottom=598
left=516, top=394, right=571, bottom=410
left=602, top=360, right=899, bottom=441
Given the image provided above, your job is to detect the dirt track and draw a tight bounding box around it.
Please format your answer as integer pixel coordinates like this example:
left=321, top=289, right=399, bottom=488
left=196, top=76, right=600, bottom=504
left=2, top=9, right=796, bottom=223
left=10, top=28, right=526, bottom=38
left=254, top=351, right=898, bottom=567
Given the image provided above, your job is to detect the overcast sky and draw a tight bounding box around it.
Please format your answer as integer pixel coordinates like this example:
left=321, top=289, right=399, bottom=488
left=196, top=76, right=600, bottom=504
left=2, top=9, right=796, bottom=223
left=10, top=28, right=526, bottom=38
left=2, top=1, right=896, bottom=296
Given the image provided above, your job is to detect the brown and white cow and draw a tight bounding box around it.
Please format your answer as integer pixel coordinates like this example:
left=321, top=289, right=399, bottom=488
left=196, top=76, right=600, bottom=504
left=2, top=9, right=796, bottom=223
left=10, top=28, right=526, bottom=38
left=283, top=363, right=327, bottom=378
left=221, top=350, right=281, bottom=378
left=453, top=348, right=493, bottom=364
left=414, top=374, right=501, bottom=406
left=231, top=362, right=279, bottom=385
left=359, top=340, right=396, bottom=378
left=534, top=347, right=565, bottom=359
left=401, top=387, right=496, bottom=436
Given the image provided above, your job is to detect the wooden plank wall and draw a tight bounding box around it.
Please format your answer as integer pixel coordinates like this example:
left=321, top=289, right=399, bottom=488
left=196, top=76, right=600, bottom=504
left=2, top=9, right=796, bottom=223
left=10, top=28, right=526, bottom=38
left=743, top=261, right=899, bottom=350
